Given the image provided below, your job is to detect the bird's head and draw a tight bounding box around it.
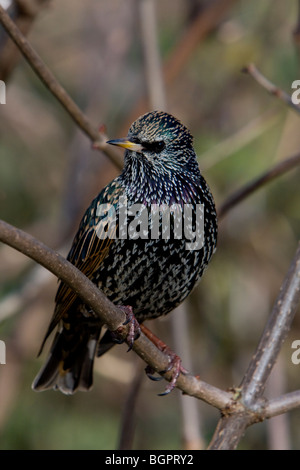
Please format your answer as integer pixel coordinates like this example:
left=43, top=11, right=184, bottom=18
left=107, top=111, right=195, bottom=175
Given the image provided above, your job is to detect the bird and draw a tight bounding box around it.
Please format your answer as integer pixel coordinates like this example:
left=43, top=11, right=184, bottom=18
left=32, top=110, right=218, bottom=395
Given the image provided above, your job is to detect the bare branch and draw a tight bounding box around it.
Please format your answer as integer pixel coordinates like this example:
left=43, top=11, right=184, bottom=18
left=0, top=0, right=50, bottom=81
left=208, top=242, right=300, bottom=449
left=241, top=242, right=300, bottom=405
left=0, top=219, right=125, bottom=329
left=218, top=151, right=300, bottom=219
left=0, top=219, right=233, bottom=410
left=242, top=63, right=300, bottom=115
left=265, top=390, right=300, bottom=419
left=0, top=5, right=123, bottom=169
left=207, top=413, right=253, bottom=450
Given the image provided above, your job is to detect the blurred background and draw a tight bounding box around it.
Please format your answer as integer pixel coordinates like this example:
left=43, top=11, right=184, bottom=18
left=0, top=0, right=300, bottom=450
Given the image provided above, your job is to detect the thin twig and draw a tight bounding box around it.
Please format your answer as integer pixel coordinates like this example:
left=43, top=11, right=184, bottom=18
left=218, top=151, right=300, bottom=219
left=242, top=63, right=300, bottom=115
left=0, top=5, right=123, bottom=169
left=0, top=219, right=233, bottom=410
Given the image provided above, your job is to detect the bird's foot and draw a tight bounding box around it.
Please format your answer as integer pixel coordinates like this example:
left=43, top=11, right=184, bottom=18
left=112, top=306, right=141, bottom=351
left=141, top=324, right=188, bottom=396
left=158, top=348, right=188, bottom=396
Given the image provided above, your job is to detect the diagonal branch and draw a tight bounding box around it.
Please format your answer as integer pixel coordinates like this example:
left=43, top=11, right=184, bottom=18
left=208, top=242, right=300, bottom=449
left=218, top=64, right=300, bottom=220
left=0, top=5, right=123, bottom=169
left=218, top=151, right=300, bottom=219
left=242, top=63, right=300, bottom=115
left=0, top=219, right=124, bottom=330
left=0, top=0, right=50, bottom=81
left=240, top=243, right=300, bottom=406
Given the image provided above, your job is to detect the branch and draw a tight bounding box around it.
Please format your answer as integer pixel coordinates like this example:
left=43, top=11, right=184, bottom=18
left=0, top=220, right=125, bottom=329
left=0, top=5, right=123, bottom=169
left=0, top=219, right=233, bottom=410
left=240, top=243, right=300, bottom=405
left=265, top=390, right=300, bottom=419
left=218, top=151, right=300, bottom=219
left=211, top=65, right=300, bottom=220
left=242, top=63, right=300, bottom=115
left=208, top=242, right=300, bottom=449
left=0, top=0, right=50, bottom=81
left=1, top=214, right=300, bottom=450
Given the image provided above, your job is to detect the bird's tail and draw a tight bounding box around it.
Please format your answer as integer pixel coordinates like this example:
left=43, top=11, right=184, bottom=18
left=32, top=324, right=101, bottom=395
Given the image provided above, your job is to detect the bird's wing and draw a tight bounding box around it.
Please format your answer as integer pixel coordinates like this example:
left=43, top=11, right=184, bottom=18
left=39, top=181, right=125, bottom=352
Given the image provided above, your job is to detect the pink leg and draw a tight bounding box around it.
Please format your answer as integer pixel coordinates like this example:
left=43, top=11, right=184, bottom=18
left=141, top=324, right=188, bottom=396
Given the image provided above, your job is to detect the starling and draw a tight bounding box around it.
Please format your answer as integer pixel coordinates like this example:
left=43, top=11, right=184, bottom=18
left=32, top=110, right=217, bottom=395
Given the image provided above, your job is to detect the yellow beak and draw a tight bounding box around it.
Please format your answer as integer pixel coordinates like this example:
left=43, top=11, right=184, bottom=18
left=107, top=138, right=143, bottom=153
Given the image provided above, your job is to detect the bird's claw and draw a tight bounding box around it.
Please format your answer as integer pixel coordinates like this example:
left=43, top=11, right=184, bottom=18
left=140, top=324, right=188, bottom=395
left=145, top=365, right=164, bottom=382
left=112, top=306, right=141, bottom=351
left=157, top=352, right=188, bottom=396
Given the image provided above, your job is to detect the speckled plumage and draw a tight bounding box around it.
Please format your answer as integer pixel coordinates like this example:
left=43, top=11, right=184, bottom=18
left=32, top=111, right=217, bottom=394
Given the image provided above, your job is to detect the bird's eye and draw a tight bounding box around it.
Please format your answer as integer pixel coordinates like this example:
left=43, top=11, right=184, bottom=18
left=154, top=141, right=165, bottom=151
left=142, top=141, right=165, bottom=153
